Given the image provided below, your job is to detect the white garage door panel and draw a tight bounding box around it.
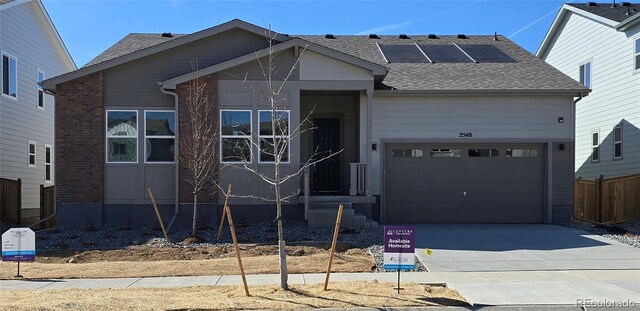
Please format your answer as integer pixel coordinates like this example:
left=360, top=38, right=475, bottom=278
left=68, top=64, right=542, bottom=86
left=384, top=143, right=545, bottom=223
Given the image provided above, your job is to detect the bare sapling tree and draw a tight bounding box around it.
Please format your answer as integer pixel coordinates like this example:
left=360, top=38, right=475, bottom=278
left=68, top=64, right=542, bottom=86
left=180, top=61, right=218, bottom=238
left=222, top=27, right=342, bottom=290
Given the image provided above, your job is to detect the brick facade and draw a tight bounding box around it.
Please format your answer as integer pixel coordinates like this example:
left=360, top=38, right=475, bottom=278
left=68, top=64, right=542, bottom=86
left=177, top=74, right=219, bottom=203
left=55, top=72, right=105, bottom=203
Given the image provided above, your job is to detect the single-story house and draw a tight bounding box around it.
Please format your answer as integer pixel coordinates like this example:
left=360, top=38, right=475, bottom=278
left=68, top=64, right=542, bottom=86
left=43, top=19, right=589, bottom=228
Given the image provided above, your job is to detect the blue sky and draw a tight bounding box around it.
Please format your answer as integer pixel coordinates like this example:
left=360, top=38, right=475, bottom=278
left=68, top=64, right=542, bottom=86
left=43, top=0, right=566, bottom=67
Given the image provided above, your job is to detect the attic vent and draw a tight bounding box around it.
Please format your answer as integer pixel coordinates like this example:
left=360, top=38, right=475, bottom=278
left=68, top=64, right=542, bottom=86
left=457, top=34, right=468, bottom=39
left=369, top=34, right=380, bottom=39
left=161, top=32, right=173, bottom=38
left=587, top=2, right=598, bottom=6
left=427, top=34, right=438, bottom=39
left=399, top=34, right=409, bottom=39
left=325, top=34, right=336, bottom=39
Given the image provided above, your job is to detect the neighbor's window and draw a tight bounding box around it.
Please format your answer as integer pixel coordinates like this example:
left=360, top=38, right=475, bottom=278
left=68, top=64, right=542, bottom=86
left=145, top=111, right=175, bottom=163
left=430, top=149, right=461, bottom=158
left=37, top=69, right=45, bottom=108
left=220, top=110, right=251, bottom=163
left=614, top=126, right=622, bottom=159
left=468, top=149, right=499, bottom=157
left=635, top=38, right=640, bottom=71
left=506, top=148, right=538, bottom=157
left=579, top=61, right=591, bottom=88
left=106, top=110, right=138, bottom=163
left=45, top=145, right=52, bottom=182
left=2, top=52, right=17, bottom=98
left=259, top=110, right=290, bottom=163
left=591, top=131, right=600, bottom=162
left=28, top=141, right=36, bottom=167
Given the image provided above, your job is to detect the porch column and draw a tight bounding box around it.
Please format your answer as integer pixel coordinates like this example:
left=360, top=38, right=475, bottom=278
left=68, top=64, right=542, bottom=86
left=366, top=90, right=373, bottom=195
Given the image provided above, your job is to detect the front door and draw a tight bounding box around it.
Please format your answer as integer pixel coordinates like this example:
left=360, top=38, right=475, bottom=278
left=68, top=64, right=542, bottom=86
left=312, top=118, right=341, bottom=193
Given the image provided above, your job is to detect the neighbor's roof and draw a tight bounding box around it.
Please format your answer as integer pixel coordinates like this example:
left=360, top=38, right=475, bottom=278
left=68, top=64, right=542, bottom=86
left=50, top=19, right=587, bottom=95
left=298, top=35, right=587, bottom=93
left=566, top=2, right=640, bottom=23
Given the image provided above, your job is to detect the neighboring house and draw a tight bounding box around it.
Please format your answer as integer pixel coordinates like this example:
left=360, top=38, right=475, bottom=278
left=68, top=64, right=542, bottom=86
left=537, top=2, right=640, bottom=180
left=0, top=0, right=76, bottom=222
left=43, top=19, right=588, bottom=228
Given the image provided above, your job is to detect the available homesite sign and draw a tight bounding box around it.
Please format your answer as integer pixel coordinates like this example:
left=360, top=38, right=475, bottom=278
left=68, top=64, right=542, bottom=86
left=383, top=226, right=415, bottom=270
left=2, top=228, right=36, bottom=262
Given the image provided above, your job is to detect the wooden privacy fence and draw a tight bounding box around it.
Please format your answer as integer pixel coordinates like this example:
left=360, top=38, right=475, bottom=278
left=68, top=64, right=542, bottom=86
left=40, top=185, right=56, bottom=228
left=0, top=178, right=22, bottom=224
left=575, top=174, right=640, bottom=224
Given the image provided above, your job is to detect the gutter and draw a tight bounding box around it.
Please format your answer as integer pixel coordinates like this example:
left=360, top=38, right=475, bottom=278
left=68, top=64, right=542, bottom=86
left=159, top=84, right=180, bottom=232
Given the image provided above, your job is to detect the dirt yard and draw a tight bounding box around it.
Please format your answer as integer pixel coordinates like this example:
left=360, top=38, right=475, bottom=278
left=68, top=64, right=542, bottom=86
left=0, top=281, right=468, bottom=310
left=0, top=244, right=375, bottom=279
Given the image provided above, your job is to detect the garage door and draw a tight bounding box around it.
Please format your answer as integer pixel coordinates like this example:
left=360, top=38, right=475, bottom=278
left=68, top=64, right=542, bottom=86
left=384, top=143, right=545, bottom=223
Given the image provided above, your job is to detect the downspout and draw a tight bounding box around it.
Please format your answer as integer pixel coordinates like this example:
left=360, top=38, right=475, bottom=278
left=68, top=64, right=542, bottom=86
left=160, top=84, right=180, bottom=232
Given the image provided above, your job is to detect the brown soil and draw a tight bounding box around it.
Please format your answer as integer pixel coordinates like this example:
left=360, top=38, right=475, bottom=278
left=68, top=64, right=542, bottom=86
left=0, top=244, right=375, bottom=279
left=0, top=281, right=469, bottom=310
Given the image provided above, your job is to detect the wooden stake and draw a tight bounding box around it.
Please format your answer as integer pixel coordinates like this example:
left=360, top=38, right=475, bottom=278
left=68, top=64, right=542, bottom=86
left=224, top=189, right=250, bottom=296
left=217, top=184, right=232, bottom=240
left=148, top=188, right=170, bottom=243
left=323, top=204, right=344, bottom=291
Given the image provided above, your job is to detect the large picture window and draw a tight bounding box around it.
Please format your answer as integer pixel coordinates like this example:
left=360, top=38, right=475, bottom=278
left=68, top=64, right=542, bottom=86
left=220, top=110, right=251, bottom=163
left=145, top=111, right=176, bottom=163
left=2, top=52, right=17, bottom=98
left=259, top=110, right=290, bottom=163
left=106, top=110, right=137, bottom=163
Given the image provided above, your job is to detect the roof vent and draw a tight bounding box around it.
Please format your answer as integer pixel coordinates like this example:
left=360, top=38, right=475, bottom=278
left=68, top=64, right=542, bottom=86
left=161, top=32, right=173, bottom=38
left=398, top=34, right=409, bottom=39
left=612, top=0, right=617, bottom=7
left=622, top=1, right=631, bottom=5
left=369, top=34, right=380, bottom=39
left=325, top=34, right=336, bottom=39
left=457, top=34, right=468, bottom=39
left=427, top=34, right=438, bottom=39
left=587, top=2, right=598, bottom=6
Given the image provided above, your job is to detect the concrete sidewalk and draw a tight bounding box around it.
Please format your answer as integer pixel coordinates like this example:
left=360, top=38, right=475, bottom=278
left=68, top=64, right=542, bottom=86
left=2, top=270, right=639, bottom=306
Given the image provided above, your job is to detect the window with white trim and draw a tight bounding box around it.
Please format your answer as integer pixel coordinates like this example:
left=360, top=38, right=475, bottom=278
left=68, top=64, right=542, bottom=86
left=2, top=52, right=17, bottom=98
left=591, top=131, right=600, bottom=162
left=220, top=110, right=251, bottom=163
left=614, top=126, right=622, bottom=159
left=45, top=145, right=52, bottom=182
left=106, top=110, right=138, bottom=163
left=635, top=38, right=640, bottom=71
left=145, top=111, right=176, bottom=163
left=28, top=141, right=36, bottom=167
left=258, top=110, right=290, bottom=163
left=579, top=61, right=591, bottom=88
left=37, top=69, right=45, bottom=108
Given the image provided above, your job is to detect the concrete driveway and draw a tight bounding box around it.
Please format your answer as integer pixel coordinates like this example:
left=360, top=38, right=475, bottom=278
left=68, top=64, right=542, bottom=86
left=414, top=224, right=640, bottom=272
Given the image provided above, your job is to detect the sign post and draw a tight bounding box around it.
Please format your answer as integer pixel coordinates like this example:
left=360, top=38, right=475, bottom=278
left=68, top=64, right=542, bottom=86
left=2, top=228, right=36, bottom=278
left=383, top=226, right=415, bottom=294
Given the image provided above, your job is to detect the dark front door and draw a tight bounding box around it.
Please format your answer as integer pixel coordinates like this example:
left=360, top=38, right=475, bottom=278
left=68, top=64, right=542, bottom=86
left=312, top=118, right=341, bottom=193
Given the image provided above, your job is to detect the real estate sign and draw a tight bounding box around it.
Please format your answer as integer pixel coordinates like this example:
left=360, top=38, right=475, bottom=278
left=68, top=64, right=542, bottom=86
left=2, top=228, right=36, bottom=262
left=383, top=226, right=415, bottom=270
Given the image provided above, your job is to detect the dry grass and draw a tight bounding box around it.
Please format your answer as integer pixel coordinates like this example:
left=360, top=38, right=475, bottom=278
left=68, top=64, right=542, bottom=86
left=0, top=251, right=373, bottom=279
left=0, top=281, right=468, bottom=310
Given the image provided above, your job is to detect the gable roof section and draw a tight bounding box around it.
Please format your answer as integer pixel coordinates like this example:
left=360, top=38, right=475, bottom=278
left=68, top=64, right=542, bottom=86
left=43, top=19, right=289, bottom=90
left=538, top=3, right=640, bottom=57
left=161, top=38, right=388, bottom=89
left=2, top=0, right=76, bottom=70
left=299, top=35, right=587, bottom=94
left=85, top=33, right=187, bottom=67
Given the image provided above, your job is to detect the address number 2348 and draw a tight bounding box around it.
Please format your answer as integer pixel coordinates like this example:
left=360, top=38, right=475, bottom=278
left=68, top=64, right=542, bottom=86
left=458, top=132, right=473, bottom=138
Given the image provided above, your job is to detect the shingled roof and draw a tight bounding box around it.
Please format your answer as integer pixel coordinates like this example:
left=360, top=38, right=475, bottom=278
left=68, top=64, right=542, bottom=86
left=73, top=21, right=586, bottom=94
left=567, top=2, right=639, bottom=22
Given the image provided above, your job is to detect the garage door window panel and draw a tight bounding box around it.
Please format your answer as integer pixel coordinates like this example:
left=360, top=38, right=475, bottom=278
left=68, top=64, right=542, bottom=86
left=430, top=149, right=461, bottom=158
left=506, top=148, right=537, bottom=157
left=468, top=149, right=499, bottom=157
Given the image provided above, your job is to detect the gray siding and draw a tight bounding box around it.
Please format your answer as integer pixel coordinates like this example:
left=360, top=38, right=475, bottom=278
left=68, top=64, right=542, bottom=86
left=0, top=1, right=74, bottom=211
left=104, top=28, right=270, bottom=107
left=542, top=12, right=640, bottom=179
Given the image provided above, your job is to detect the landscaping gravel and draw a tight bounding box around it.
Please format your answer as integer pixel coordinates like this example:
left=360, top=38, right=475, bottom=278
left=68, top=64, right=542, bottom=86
left=563, top=220, right=640, bottom=248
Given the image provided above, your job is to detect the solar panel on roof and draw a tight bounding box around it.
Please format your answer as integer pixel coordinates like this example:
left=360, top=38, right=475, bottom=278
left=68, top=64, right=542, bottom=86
left=418, top=44, right=473, bottom=63
left=459, top=45, right=516, bottom=63
left=379, top=44, right=429, bottom=63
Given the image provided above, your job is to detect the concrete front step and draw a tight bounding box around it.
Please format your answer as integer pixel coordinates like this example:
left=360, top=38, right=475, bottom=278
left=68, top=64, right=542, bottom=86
left=307, top=202, right=377, bottom=230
